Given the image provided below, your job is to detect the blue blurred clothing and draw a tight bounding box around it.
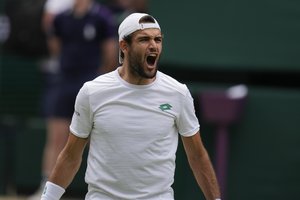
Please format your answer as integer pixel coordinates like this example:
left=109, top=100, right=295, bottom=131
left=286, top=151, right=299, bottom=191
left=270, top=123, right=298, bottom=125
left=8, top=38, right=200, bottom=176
left=53, top=2, right=116, bottom=76
left=43, top=2, right=116, bottom=118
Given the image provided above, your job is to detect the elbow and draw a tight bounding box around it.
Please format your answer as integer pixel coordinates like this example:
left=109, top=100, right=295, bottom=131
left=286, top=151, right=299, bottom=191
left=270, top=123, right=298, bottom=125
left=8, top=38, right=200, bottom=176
left=59, top=149, right=83, bottom=171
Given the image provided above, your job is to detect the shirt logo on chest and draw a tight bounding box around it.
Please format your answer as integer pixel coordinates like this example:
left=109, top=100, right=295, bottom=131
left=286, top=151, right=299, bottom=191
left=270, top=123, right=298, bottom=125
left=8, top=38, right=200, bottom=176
left=159, top=103, right=172, bottom=111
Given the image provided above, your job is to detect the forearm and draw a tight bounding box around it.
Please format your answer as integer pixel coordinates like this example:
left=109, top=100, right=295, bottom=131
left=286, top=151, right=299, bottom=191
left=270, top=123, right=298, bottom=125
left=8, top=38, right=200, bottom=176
left=189, top=151, right=221, bottom=200
left=48, top=148, right=82, bottom=188
left=42, top=133, right=88, bottom=200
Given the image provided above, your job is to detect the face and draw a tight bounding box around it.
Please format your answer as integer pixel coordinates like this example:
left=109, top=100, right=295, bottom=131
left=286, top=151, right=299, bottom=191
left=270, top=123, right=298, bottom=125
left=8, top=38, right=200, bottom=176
left=74, top=0, right=92, bottom=9
left=126, top=28, right=163, bottom=80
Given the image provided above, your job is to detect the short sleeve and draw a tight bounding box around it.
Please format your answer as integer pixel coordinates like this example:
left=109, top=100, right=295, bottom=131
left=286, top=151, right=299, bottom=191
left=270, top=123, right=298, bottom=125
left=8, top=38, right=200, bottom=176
left=44, top=0, right=73, bottom=14
left=176, top=86, right=200, bottom=137
left=70, top=83, right=93, bottom=138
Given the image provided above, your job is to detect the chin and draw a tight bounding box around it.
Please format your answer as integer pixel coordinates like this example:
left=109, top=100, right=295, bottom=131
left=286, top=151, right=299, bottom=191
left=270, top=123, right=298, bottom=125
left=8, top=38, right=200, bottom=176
left=147, top=68, right=158, bottom=79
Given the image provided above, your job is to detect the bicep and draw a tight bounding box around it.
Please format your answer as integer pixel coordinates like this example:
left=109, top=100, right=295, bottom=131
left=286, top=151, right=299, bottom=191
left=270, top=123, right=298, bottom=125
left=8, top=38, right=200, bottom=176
left=49, top=133, right=88, bottom=187
left=63, top=133, right=89, bottom=159
left=181, top=131, right=207, bottom=160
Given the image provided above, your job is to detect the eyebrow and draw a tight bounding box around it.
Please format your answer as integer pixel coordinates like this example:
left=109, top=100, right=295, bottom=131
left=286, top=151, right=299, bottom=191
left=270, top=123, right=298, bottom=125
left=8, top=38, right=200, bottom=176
left=136, top=34, right=163, bottom=39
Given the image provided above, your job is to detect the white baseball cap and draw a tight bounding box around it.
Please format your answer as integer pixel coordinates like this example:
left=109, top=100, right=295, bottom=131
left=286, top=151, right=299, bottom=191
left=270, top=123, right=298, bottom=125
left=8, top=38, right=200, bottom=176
left=118, top=13, right=161, bottom=63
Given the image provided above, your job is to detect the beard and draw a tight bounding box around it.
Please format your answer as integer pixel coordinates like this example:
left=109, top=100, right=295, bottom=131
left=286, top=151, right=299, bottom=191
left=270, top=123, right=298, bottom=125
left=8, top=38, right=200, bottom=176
left=127, top=50, right=158, bottom=79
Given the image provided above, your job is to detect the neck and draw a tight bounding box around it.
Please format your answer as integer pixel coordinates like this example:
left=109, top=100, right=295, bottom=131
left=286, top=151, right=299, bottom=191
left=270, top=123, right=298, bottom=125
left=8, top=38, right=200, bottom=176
left=118, top=65, right=156, bottom=85
left=74, top=0, right=92, bottom=16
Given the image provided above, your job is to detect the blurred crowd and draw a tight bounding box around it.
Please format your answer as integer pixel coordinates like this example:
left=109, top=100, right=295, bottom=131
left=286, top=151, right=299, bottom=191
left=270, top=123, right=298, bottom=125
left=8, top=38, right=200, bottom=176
left=1, top=0, right=148, bottom=199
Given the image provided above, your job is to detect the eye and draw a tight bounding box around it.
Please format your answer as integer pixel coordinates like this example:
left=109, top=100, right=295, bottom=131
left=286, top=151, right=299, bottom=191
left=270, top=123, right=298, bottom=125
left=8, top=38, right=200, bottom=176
left=138, top=37, right=149, bottom=42
left=155, top=37, right=162, bottom=43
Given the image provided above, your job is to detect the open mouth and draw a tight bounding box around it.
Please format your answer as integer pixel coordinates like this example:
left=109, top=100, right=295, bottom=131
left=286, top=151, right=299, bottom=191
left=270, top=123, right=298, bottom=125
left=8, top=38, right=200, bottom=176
left=146, top=55, right=157, bottom=66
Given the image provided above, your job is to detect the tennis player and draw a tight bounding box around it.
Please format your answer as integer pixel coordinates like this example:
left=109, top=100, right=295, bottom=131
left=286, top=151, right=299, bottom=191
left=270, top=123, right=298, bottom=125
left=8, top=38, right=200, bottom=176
left=41, top=13, right=221, bottom=200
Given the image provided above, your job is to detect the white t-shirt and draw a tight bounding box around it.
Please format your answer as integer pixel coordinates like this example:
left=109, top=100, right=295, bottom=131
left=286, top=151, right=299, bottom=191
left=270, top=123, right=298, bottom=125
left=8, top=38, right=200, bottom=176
left=70, top=69, right=200, bottom=200
left=44, top=0, right=74, bottom=14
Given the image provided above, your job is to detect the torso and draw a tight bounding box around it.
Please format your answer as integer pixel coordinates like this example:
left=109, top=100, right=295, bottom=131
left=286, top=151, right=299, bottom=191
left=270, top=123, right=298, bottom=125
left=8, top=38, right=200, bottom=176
left=70, top=69, right=200, bottom=199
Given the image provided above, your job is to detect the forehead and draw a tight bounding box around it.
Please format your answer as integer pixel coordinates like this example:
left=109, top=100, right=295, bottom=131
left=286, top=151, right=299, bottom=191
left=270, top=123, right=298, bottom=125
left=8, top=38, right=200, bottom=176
left=132, top=28, right=162, bottom=38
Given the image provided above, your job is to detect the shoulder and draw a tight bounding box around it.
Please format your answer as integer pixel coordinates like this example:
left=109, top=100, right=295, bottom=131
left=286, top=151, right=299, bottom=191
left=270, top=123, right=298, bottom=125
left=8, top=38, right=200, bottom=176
left=54, top=9, right=72, bottom=21
left=44, top=0, right=74, bottom=14
left=157, top=71, right=189, bottom=96
left=90, top=3, right=113, bottom=19
left=90, top=3, right=115, bottom=31
left=83, top=70, right=117, bottom=95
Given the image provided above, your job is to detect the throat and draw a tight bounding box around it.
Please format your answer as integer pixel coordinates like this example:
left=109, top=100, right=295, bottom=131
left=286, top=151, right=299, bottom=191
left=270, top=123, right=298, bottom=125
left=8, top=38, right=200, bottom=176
left=118, top=66, right=156, bottom=85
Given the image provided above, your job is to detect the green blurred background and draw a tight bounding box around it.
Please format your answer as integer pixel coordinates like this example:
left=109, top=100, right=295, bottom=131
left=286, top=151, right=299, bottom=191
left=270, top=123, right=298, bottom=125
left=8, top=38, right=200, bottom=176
left=0, top=0, right=300, bottom=199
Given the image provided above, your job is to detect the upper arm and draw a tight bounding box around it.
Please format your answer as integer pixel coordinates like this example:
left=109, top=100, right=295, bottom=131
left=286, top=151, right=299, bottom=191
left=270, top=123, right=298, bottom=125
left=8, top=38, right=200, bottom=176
left=181, top=131, right=207, bottom=160
left=177, top=88, right=200, bottom=137
left=48, top=133, right=89, bottom=187
left=63, top=132, right=89, bottom=160
left=70, top=84, right=93, bottom=138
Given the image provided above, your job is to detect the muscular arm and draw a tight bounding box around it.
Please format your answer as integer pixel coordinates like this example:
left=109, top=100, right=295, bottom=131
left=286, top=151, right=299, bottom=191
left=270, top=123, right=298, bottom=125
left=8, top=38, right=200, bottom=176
left=48, top=132, right=89, bottom=188
left=181, top=132, right=221, bottom=200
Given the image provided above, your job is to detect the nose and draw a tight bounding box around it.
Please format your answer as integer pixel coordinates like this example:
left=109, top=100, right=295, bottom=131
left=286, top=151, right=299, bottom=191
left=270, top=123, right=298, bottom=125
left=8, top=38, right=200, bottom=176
left=149, top=39, right=158, bottom=50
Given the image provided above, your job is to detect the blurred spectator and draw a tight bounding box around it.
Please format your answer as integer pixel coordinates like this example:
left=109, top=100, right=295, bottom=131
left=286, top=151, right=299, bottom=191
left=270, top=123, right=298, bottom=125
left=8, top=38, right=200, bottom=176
left=39, top=0, right=75, bottom=74
left=115, top=0, right=148, bottom=12
left=0, top=15, right=10, bottom=43
left=106, top=0, right=149, bottom=26
left=3, top=0, right=47, bottom=57
left=42, top=0, right=75, bottom=32
left=28, top=0, right=118, bottom=199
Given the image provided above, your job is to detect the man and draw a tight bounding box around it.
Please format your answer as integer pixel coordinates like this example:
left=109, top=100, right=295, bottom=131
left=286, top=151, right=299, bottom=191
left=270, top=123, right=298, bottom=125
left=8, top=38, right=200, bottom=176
left=42, top=0, right=74, bottom=31
left=30, top=0, right=117, bottom=199
left=41, top=13, right=221, bottom=200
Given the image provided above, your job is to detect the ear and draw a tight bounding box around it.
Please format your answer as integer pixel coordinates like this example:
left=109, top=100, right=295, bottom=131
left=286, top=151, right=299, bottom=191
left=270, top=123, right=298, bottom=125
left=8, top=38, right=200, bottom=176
left=119, top=40, right=128, bottom=54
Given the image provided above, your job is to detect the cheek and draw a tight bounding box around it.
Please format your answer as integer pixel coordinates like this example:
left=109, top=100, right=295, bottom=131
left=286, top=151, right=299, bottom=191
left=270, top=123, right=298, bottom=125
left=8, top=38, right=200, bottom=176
left=157, top=46, right=163, bottom=58
left=156, top=43, right=163, bottom=52
left=133, top=46, right=145, bottom=58
left=129, top=49, right=143, bottom=63
left=159, top=45, right=163, bottom=53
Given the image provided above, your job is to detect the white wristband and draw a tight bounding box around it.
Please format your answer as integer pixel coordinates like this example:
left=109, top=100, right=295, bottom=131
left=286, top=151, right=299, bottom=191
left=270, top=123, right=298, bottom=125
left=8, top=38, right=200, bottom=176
left=41, top=181, right=65, bottom=200
left=215, top=199, right=221, bottom=200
